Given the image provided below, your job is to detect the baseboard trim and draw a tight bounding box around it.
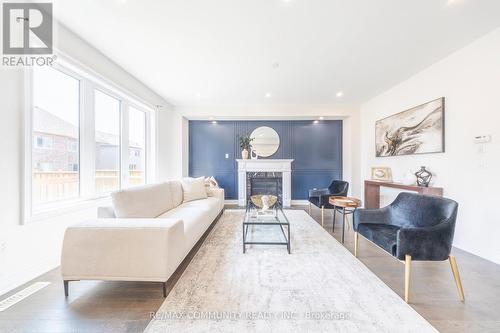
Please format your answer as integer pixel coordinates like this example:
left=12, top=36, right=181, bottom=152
left=291, top=200, right=309, bottom=205
left=225, top=199, right=309, bottom=206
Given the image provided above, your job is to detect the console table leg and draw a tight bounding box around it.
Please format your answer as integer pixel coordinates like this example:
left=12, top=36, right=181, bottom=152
left=341, top=207, right=346, bottom=243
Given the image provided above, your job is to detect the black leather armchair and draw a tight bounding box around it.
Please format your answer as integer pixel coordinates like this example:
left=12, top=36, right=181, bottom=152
left=353, top=192, right=463, bottom=303
left=308, top=180, right=349, bottom=226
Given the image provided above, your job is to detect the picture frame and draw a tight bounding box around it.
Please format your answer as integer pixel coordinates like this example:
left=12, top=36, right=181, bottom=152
left=371, top=167, right=393, bottom=182
left=375, top=98, right=445, bottom=157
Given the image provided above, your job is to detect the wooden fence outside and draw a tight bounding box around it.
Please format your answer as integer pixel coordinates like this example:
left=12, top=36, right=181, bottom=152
left=33, top=170, right=144, bottom=204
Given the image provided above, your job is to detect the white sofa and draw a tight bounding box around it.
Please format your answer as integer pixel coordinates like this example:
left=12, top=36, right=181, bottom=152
left=61, top=180, right=224, bottom=297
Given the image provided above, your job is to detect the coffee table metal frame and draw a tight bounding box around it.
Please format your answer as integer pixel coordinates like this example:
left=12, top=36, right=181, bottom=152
left=243, top=200, right=291, bottom=254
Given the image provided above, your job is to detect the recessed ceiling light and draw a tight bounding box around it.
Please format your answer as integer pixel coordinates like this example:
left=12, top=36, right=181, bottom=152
left=445, top=0, right=464, bottom=6
left=336, top=91, right=344, bottom=98
left=211, top=121, right=217, bottom=124
left=313, top=120, right=319, bottom=124
left=196, top=93, right=201, bottom=98
left=265, top=92, right=272, bottom=98
left=319, top=116, right=324, bottom=120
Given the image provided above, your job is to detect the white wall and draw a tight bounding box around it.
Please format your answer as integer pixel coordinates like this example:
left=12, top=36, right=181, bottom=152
left=0, top=24, right=171, bottom=296
left=360, top=27, right=500, bottom=264
left=170, top=105, right=362, bottom=198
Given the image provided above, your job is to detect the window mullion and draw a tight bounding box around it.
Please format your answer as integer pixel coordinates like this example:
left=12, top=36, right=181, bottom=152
left=121, top=101, right=130, bottom=189
left=146, top=110, right=156, bottom=184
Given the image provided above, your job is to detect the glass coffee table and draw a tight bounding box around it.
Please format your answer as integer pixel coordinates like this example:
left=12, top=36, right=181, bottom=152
left=243, top=200, right=291, bottom=254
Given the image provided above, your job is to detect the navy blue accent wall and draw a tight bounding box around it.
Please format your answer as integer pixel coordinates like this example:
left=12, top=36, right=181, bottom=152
left=189, top=120, right=343, bottom=200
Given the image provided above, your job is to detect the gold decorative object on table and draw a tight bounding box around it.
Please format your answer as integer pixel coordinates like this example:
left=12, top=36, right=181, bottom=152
left=250, top=195, right=278, bottom=210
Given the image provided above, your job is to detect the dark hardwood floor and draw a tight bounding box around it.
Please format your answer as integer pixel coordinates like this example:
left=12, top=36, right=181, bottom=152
left=0, top=205, right=499, bottom=333
left=297, top=204, right=500, bottom=333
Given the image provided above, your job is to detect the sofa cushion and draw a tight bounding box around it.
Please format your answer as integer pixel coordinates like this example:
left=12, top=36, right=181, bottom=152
left=358, top=223, right=400, bottom=256
left=167, top=180, right=183, bottom=207
left=111, top=182, right=173, bottom=218
left=158, top=197, right=220, bottom=248
left=181, top=177, right=207, bottom=203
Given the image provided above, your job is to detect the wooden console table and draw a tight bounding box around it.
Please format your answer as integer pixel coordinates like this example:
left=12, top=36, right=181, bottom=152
left=364, top=180, right=443, bottom=209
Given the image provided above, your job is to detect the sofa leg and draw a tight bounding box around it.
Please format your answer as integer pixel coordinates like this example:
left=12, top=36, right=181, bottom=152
left=449, top=256, right=465, bottom=302
left=63, top=280, right=69, bottom=297
left=354, top=232, right=358, bottom=257
left=321, top=206, right=324, bottom=227
left=404, top=255, right=412, bottom=303
left=162, top=282, right=167, bottom=298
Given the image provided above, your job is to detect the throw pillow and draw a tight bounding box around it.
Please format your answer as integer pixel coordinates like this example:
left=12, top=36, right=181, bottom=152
left=204, top=176, right=220, bottom=188
left=182, top=177, right=208, bottom=203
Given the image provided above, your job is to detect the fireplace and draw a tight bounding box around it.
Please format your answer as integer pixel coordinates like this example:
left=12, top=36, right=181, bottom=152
left=236, top=159, right=293, bottom=207
left=247, top=172, right=283, bottom=204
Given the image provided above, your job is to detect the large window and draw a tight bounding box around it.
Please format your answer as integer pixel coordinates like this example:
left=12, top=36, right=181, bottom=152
left=95, top=90, right=121, bottom=194
left=32, top=66, right=80, bottom=207
left=27, top=62, right=155, bottom=219
left=128, top=107, right=146, bottom=186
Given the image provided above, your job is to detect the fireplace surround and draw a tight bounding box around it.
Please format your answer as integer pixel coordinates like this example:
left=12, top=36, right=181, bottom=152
left=236, top=159, right=293, bottom=207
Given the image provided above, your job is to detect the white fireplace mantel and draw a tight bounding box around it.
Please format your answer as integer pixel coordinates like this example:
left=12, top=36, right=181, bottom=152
left=236, top=159, right=294, bottom=207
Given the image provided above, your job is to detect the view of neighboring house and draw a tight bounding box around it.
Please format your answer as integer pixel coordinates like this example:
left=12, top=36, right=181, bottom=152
left=32, top=107, right=144, bottom=203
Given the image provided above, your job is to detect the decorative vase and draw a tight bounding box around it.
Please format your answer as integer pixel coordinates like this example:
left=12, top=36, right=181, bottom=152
left=415, top=166, right=432, bottom=187
left=241, top=149, right=249, bottom=159
left=250, top=149, right=258, bottom=159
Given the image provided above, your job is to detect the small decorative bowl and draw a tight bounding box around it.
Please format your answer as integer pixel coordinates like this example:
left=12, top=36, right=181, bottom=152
left=250, top=195, right=278, bottom=209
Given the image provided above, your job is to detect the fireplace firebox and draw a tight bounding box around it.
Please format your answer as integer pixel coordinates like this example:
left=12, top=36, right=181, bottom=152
left=247, top=172, right=283, bottom=204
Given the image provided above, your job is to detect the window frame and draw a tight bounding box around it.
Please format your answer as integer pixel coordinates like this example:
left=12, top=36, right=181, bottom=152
left=24, top=56, right=157, bottom=223
left=127, top=105, right=148, bottom=187
left=93, top=87, right=122, bottom=196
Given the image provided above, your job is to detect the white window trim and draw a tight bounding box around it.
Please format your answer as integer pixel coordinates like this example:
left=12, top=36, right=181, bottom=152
left=23, top=54, right=157, bottom=224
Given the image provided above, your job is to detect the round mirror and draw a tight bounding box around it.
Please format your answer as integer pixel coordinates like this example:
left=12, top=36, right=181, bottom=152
left=250, top=126, right=280, bottom=157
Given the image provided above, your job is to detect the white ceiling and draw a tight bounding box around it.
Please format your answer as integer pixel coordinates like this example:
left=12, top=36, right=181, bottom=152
left=55, top=0, right=500, bottom=108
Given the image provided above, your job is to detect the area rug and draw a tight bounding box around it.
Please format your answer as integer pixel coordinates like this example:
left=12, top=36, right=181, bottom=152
left=144, top=210, right=437, bottom=333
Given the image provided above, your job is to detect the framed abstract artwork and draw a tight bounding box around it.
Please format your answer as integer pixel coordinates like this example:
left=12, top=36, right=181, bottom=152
left=375, top=97, right=445, bottom=157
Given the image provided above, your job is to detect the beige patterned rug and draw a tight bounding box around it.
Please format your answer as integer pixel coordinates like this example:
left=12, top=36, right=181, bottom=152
left=144, top=209, right=437, bottom=333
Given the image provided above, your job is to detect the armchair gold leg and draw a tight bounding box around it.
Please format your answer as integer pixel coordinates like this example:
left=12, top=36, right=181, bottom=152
left=321, top=206, right=324, bottom=227
left=404, top=254, right=411, bottom=303
left=449, top=256, right=465, bottom=302
left=354, top=232, right=358, bottom=257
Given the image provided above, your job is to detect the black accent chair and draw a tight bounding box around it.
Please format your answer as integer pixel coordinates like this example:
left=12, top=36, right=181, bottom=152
left=353, top=192, right=464, bottom=303
left=308, top=180, right=349, bottom=227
